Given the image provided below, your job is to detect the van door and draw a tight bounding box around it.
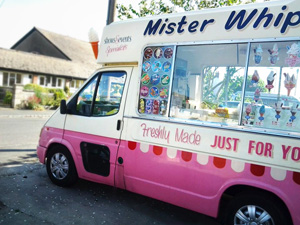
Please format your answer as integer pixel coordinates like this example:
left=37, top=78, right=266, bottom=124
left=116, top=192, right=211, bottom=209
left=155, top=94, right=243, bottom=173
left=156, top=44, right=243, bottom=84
left=63, top=67, right=132, bottom=186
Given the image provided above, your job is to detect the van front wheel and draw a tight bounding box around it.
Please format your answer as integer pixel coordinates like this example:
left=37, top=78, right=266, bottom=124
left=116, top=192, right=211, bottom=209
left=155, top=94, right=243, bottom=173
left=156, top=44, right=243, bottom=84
left=46, top=146, right=78, bottom=187
left=224, top=192, right=289, bottom=225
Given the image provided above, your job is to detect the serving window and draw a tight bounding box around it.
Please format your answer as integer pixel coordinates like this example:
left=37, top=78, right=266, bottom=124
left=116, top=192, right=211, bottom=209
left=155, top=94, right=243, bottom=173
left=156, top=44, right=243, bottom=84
left=170, top=43, right=247, bottom=125
left=138, top=40, right=300, bottom=134
left=243, top=41, right=300, bottom=133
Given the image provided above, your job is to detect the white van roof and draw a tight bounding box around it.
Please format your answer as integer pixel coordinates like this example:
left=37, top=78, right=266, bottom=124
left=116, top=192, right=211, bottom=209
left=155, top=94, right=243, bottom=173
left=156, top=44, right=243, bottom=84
left=98, top=0, right=300, bottom=64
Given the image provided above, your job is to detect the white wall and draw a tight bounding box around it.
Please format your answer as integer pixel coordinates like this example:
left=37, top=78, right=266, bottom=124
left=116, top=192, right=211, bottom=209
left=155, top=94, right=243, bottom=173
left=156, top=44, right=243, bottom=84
left=0, top=71, right=3, bottom=86
left=22, top=74, right=32, bottom=85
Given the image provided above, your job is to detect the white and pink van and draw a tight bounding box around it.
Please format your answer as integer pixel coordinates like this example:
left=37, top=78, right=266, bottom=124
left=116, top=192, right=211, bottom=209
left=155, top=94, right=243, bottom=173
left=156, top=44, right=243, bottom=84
left=37, top=1, right=300, bottom=224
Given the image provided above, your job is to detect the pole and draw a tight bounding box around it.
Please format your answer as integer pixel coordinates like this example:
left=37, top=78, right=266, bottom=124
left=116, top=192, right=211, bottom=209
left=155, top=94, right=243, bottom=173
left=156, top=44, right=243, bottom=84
left=107, top=0, right=116, bottom=25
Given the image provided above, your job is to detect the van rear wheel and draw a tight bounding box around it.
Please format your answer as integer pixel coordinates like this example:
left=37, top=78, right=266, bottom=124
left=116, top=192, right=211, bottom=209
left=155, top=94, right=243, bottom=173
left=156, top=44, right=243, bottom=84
left=46, top=146, right=78, bottom=187
left=224, top=192, right=289, bottom=225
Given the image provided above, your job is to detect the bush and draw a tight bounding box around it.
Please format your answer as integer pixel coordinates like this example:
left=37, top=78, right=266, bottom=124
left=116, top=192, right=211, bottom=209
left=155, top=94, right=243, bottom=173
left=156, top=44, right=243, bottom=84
left=64, top=86, right=70, bottom=95
left=24, top=84, right=45, bottom=93
left=26, top=95, right=44, bottom=110
left=4, top=91, right=12, bottom=105
left=52, top=89, right=67, bottom=108
left=23, top=84, right=68, bottom=109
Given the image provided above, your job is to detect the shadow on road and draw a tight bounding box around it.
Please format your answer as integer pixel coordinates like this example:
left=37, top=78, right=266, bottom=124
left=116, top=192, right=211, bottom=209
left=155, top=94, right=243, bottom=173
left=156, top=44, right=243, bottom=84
left=0, top=162, right=221, bottom=225
left=68, top=179, right=221, bottom=225
left=0, top=149, right=38, bottom=167
left=0, top=149, right=36, bottom=152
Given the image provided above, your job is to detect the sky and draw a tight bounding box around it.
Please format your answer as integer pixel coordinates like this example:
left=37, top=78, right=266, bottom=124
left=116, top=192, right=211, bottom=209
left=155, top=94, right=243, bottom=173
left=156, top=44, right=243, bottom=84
left=0, top=0, right=118, bottom=48
left=0, top=0, right=267, bottom=49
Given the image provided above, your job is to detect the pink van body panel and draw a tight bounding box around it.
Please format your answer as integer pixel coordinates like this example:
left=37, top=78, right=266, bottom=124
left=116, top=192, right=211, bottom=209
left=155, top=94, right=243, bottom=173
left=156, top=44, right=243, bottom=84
left=37, top=145, right=47, bottom=164
left=62, top=129, right=119, bottom=186
left=37, top=127, right=64, bottom=164
left=38, top=128, right=300, bottom=224
left=120, top=141, right=300, bottom=222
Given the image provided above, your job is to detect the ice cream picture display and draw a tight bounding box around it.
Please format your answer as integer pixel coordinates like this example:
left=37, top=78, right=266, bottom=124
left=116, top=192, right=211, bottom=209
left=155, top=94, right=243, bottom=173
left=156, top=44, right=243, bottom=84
left=268, top=44, right=279, bottom=65
left=265, top=71, right=276, bottom=92
left=254, top=88, right=260, bottom=103
left=254, top=45, right=263, bottom=65
left=139, top=46, right=174, bottom=115
left=251, top=70, right=260, bottom=87
left=285, top=43, right=300, bottom=67
left=284, top=73, right=297, bottom=96
left=274, top=101, right=283, bottom=122
left=244, top=104, right=252, bottom=124
left=289, top=103, right=298, bottom=123
left=143, top=62, right=151, bottom=72
left=258, top=105, right=265, bottom=123
left=154, top=48, right=163, bottom=59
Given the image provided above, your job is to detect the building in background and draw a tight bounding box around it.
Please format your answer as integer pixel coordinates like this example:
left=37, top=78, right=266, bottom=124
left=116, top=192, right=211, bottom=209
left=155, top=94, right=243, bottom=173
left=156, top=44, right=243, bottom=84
left=0, top=27, right=98, bottom=96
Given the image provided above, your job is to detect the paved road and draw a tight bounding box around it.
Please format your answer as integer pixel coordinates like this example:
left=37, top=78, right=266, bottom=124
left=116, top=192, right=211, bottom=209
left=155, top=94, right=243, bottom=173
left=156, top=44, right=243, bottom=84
left=0, top=110, right=221, bottom=225
left=0, top=117, right=46, bottom=166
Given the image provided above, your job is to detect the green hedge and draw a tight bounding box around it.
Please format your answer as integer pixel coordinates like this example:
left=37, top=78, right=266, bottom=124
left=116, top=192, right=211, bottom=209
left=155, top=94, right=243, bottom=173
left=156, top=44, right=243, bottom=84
left=4, top=91, right=12, bottom=105
left=23, top=84, right=68, bottom=109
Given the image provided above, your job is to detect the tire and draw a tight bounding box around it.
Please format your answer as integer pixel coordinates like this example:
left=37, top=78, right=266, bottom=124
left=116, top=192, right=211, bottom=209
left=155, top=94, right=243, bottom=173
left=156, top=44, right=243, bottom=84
left=46, top=145, right=78, bottom=187
left=224, top=192, right=290, bottom=225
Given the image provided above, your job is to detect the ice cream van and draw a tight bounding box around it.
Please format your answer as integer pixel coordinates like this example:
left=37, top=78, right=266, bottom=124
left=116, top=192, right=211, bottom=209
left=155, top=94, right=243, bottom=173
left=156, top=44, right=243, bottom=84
left=37, top=0, right=300, bottom=224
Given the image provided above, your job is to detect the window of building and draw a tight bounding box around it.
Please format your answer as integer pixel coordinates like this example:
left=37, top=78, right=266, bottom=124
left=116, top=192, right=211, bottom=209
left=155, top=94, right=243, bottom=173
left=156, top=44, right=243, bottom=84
left=57, top=78, right=63, bottom=88
left=70, top=80, right=76, bottom=88
left=52, top=77, right=56, bottom=87
left=2, top=72, right=23, bottom=87
left=3, top=72, right=8, bottom=86
left=39, top=76, right=46, bottom=86
left=76, top=80, right=83, bottom=88
left=46, top=76, right=51, bottom=86
left=9, top=73, right=16, bottom=86
left=70, top=79, right=84, bottom=91
left=16, top=74, right=22, bottom=84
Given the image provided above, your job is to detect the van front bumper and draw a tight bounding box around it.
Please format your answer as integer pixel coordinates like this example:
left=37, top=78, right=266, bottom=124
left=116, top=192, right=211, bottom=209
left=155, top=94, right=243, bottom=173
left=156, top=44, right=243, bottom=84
left=37, top=145, right=47, bottom=164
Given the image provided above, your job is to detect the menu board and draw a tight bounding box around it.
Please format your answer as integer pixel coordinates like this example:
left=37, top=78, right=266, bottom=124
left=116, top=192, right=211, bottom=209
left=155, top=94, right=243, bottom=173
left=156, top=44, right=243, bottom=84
left=138, top=46, right=175, bottom=116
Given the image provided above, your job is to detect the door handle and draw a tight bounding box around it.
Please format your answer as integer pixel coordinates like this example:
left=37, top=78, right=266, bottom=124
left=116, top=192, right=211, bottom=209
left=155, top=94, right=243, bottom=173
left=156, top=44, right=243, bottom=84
left=117, top=120, right=122, bottom=131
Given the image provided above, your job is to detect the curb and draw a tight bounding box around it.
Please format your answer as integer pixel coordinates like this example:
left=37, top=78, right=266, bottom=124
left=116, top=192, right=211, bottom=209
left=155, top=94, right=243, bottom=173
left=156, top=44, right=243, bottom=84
left=0, top=115, right=52, bottom=119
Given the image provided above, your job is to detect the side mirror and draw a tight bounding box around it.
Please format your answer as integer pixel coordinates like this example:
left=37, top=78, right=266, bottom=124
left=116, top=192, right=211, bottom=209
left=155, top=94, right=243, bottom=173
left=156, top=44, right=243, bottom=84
left=60, top=100, right=67, bottom=114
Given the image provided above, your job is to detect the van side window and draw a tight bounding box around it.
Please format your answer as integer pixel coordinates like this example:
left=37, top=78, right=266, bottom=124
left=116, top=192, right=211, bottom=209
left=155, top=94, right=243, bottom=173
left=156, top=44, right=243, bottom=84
left=76, top=72, right=126, bottom=117
left=76, top=76, right=98, bottom=116
left=242, top=41, right=300, bottom=133
left=170, top=44, right=247, bottom=126
left=92, top=72, right=126, bottom=117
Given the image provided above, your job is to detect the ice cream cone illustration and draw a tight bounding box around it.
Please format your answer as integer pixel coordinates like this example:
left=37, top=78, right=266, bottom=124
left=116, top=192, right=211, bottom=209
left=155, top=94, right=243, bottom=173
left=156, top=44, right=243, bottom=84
left=245, top=104, right=252, bottom=121
left=285, top=43, right=300, bottom=67
left=290, top=103, right=298, bottom=122
left=139, top=98, right=145, bottom=114
left=254, top=45, right=263, bottom=65
left=268, top=44, right=279, bottom=65
left=251, top=70, right=260, bottom=87
left=259, top=105, right=265, bottom=122
left=284, top=73, right=297, bottom=96
left=160, top=100, right=167, bottom=115
left=88, top=28, right=99, bottom=59
left=254, top=88, right=260, bottom=103
left=265, top=71, right=276, bottom=92
left=274, top=101, right=283, bottom=121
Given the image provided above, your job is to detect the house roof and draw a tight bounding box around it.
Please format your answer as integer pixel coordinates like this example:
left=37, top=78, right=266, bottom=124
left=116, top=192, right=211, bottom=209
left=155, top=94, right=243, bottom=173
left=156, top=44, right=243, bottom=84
left=1, top=27, right=99, bottom=79
left=0, top=48, right=97, bottom=79
left=34, top=27, right=96, bottom=64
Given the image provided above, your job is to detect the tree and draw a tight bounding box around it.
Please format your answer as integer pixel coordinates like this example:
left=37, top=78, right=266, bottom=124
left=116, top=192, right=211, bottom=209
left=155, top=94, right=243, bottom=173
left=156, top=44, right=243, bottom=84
left=117, top=0, right=259, bottom=20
